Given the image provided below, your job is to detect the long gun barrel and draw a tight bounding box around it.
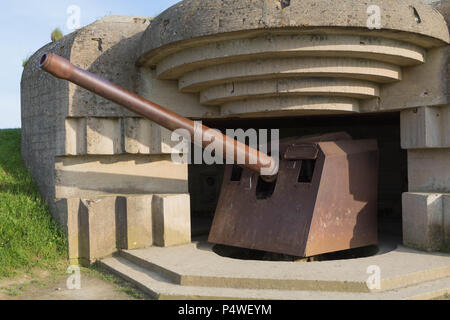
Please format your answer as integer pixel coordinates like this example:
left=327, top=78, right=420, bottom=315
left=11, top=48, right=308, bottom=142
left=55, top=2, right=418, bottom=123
left=39, top=53, right=278, bottom=178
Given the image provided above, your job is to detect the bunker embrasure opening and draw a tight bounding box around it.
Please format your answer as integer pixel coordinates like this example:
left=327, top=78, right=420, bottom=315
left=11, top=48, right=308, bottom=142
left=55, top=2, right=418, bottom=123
left=190, top=112, right=405, bottom=261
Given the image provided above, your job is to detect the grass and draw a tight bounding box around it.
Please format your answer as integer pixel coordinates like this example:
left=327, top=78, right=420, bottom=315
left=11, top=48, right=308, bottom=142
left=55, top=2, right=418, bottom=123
left=0, top=129, right=68, bottom=278
left=22, top=56, right=30, bottom=68
left=0, top=129, right=146, bottom=299
left=84, top=264, right=148, bottom=300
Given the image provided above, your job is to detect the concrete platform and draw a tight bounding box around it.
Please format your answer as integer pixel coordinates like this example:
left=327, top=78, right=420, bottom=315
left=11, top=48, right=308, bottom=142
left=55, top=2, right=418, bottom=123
left=100, top=237, right=450, bottom=300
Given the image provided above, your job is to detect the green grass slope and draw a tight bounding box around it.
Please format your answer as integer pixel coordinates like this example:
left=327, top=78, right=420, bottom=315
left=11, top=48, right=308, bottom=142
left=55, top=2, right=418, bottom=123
left=0, top=129, right=67, bottom=278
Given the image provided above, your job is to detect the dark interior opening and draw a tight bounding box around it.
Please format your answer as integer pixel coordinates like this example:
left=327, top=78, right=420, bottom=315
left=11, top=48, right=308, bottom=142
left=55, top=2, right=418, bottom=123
left=189, top=112, right=407, bottom=246
left=39, top=53, right=48, bottom=67
left=230, top=165, right=243, bottom=182
left=255, top=175, right=278, bottom=200
left=298, top=159, right=316, bottom=183
left=212, top=242, right=382, bottom=262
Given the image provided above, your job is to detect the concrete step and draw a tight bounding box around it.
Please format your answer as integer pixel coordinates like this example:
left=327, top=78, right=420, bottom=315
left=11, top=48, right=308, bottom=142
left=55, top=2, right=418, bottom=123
left=112, top=240, right=450, bottom=294
left=99, top=256, right=450, bottom=300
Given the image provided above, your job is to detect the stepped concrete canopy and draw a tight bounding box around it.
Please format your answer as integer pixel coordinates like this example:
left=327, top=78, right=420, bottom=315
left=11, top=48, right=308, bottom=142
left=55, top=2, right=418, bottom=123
left=21, top=0, right=450, bottom=274
left=136, top=0, right=449, bottom=118
left=139, top=0, right=449, bottom=61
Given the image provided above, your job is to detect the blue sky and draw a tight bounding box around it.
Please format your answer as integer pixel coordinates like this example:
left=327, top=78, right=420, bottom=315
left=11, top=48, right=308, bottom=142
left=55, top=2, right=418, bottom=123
left=0, top=0, right=180, bottom=129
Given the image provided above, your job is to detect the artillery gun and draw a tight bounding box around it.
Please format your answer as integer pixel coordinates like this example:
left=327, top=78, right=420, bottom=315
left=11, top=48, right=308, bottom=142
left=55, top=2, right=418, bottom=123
left=40, top=53, right=379, bottom=258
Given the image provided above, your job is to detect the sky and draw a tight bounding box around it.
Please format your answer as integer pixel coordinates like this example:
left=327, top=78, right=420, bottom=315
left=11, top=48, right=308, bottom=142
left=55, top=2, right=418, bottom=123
left=0, top=0, right=180, bottom=129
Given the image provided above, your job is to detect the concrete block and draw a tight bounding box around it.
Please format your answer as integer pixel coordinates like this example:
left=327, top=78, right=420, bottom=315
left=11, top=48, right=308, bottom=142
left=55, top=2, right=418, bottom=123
left=117, top=196, right=153, bottom=250
left=55, top=154, right=188, bottom=199
left=444, top=195, right=450, bottom=247
left=403, top=192, right=444, bottom=251
left=123, top=117, right=181, bottom=154
left=55, top=198, right=80, bottom=264
left=86, top=118, right=122, bottom=155
left=401, top=105, right=450, bottom=149
left=78, top=197, right=117, bottom=265
left=65, top=117, right=182, bottom=156
left=149, top=124, right=180, bottom=154
left=442, top=106, right=450, bottom=146
left=152, top=194, right=191, bottom=247
left=362, top=47, right=449, bottom=112
left=65, top=118, right=87, bottom=155
left=401, top=106, right=441, bottom=148
left=124, top=118, right=152, bottom=154
left=57, top=193, right=171, bottom=264
left=408, top=149, right=450, bottom=193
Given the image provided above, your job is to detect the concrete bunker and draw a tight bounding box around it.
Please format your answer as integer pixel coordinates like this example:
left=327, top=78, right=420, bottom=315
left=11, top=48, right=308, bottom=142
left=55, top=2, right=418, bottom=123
left=21, top=0, right=450, bottom=269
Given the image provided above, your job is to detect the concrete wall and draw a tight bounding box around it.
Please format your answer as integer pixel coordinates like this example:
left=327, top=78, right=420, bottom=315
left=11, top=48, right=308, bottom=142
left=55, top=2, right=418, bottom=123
left=401, top=0, right=450, bottom=252
left=21, top=16, right=199, bottom=264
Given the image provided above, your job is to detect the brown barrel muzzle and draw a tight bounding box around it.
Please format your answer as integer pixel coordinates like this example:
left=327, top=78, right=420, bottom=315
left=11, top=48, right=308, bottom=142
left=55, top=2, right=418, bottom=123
left=40, top=53, right=75, bottom=80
